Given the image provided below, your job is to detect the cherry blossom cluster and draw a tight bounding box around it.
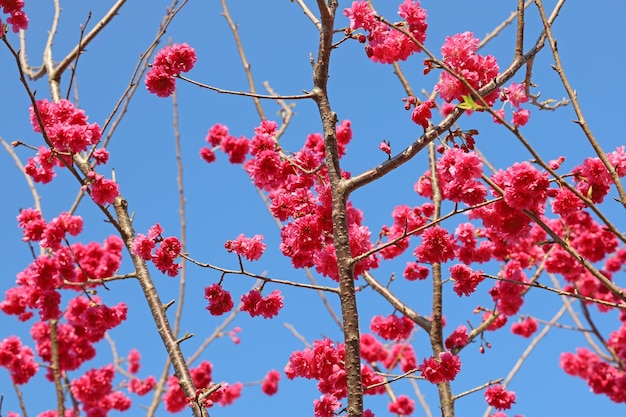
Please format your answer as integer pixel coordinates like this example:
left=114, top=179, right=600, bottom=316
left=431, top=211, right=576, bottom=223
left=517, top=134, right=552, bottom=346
left=132, top=224, right=182, bottom=276
left=163, top=360, right=244, bottom=412
left=0, top=335, right=38, bottom=384
left=485, top=384, right=517, bottom=410
left=418, top=351, right=462, bottom=384
left=204, top=284, right=284, bottom=319
left=70, top=365, right=131, bottom=417
left=2, top=209, right=123, bottom=322
left=416, top=147, right=487, bottom=206
left=344, top=0, right=428, bottom=64
left=285, top=338, right=383, bottom=416
left=145, top=43, right=197, bottom=97
left=0, top=0, right=28, bottom=32
left=224, top=233, right=266, bottom=261
left=2, top=206, right=129, bottom=399
left=261, top=369, right=281, bottom=396
left=27, top=99, right=118, bottom=205
left=434, top=32, right=500, bottom=106
left=126, top=348, right=157, bottom=396
left=495, top=82, right=530, bottom=127
left=360, top=333, right=416, bottom=373
left=561, top=338, right=626, bottom=403
left=29, top=296, right=127, bottom=379
left=572, top=146, right=626, bottom=204
left=202, top=119, right=379, bottom=282
left=370, top=314, right=414, bottom=341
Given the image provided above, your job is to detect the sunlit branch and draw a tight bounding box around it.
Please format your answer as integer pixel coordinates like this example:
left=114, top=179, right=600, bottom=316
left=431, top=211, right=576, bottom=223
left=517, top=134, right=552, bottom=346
left=409, top=378, right=433, bottom=417
left=180, top=253, right=339, bottom=293
left=101, top=0, right=189, bottom=140
left=263, top=81, right=295, bottom=140
left=221, top=0, right=266, bottom=120
left=0, top=137, right=42, bottom=214
left=352, top=197, right=498, bottom=264
left=176, top=74, right=315, bottom=100
left=549, top=273, right=613, bottom=362
left=186, top=307, right=241, bottom=366
left=284, top=322, right=311, bottom=348
left=53, top=0, right=128, bottom=80
left=363, top=368, right=420, bottom=391
left=535, top=0, right=626, bottom=210
left=482, top=273, right=626, bottom=310
left=361, top=271, right=431, bottom=332
left=482, top=303, right=567, bottom=417
left=293, top=0, right=322, bottom=30
left=453, top=378, right=504, bottom=401
left=579, top=300, right=622, bottom=366
left=64, top=12, right=92, bottom=100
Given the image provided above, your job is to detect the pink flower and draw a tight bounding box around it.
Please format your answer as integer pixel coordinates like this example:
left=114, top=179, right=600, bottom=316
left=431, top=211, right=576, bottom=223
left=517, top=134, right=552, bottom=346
left=502, top=82, right=528, bottom=108
left=344, top=1, right=428, bottom=64
left=92, top=148, right=109, bottom=165
left=511, top=317, right=538, bottom=338
left=512, top=108, right=530, bottom=126
left=379, top=140, right=391, bottom=155
left=7, top=9, right=29, bottom=32
left=411, top=100, right=436, bottom=129
left=127, top=349, right=141, bottom=374
left=131, top=233, right=156, bottom=260
left=17, top=208, right=47, bottom=242
left=218, top=382, right=243, bottom=406
left=152, top=43, right=197, bottom=76
left=87, top=171, right=119, bottom=205
left=370, top=314, right=414, bottom=341
left=313, top=394, right=341, bottom=417
left=382, top=343, right=416, bottom=373
left=145, top=66, right=176, bottom=97
left=445, top=325, right=469, bottom=350
left=24, top=146, right=57, bottom=183
left=436, top=32, right=499, bottom=104
left=414, top=226, right=458, bottom=264
left=71, top=364, right=132, bottom=414
left=153, top=236, right=182, bottom=277
left=261, top=370, right=281, bottom=396
left=199, top=147, right=216, bottom=163
left=0, top=336, right=38, bottom=384
left=220, top=135, right=250, bottom=163
left=388, top=394, right=415, bottom=415
left=450, top=264, right=484, bottom=296
left=241, top=289, right=284, bottom=319
left=403, top=261, right=430, bottom=280
left=128, top=376, right=156, bottom=396
left=225, top=234, right=266, bottom=261
left=206, top=123, right=230, bottom=147
left=204, top=284, right=234, bottom=316
left=360, top=333, right=388, bottom=363
left=485, top=384, right=516, bottom=410
left=418, top=351, right=461, bottom=384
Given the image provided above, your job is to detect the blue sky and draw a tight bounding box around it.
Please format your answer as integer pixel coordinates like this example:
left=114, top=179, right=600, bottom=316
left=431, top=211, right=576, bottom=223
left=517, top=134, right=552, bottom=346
left=1, top=1, right=626, bottom=416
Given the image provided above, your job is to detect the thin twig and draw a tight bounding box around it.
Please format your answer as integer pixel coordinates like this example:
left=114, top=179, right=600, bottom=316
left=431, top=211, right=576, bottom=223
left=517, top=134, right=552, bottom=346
left=293, top=0, right=322, bottom=30
left=535, top=0, right=626, bottom=209
left=176, top=74, right=314, bottom=100
left=220, top=0, right=266, bottom=120
left=482, top=303, right=568, bottom=417
left=0, top=137, right=42, bottom=214
left=180, top=253, right=339, bottom=293
left=284, top=323, right=311, bottom=348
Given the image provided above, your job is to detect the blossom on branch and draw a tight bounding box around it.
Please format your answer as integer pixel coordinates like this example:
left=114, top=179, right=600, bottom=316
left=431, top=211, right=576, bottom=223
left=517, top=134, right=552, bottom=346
left=484, top=384, right=517, bottom=410
left=204, top=284, right=234, bottom=316
left=145, top=43, right=197, bottom=97
left=225, top=234, right=266, bottom=261
left=418, top=351, right=461, bottom=384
